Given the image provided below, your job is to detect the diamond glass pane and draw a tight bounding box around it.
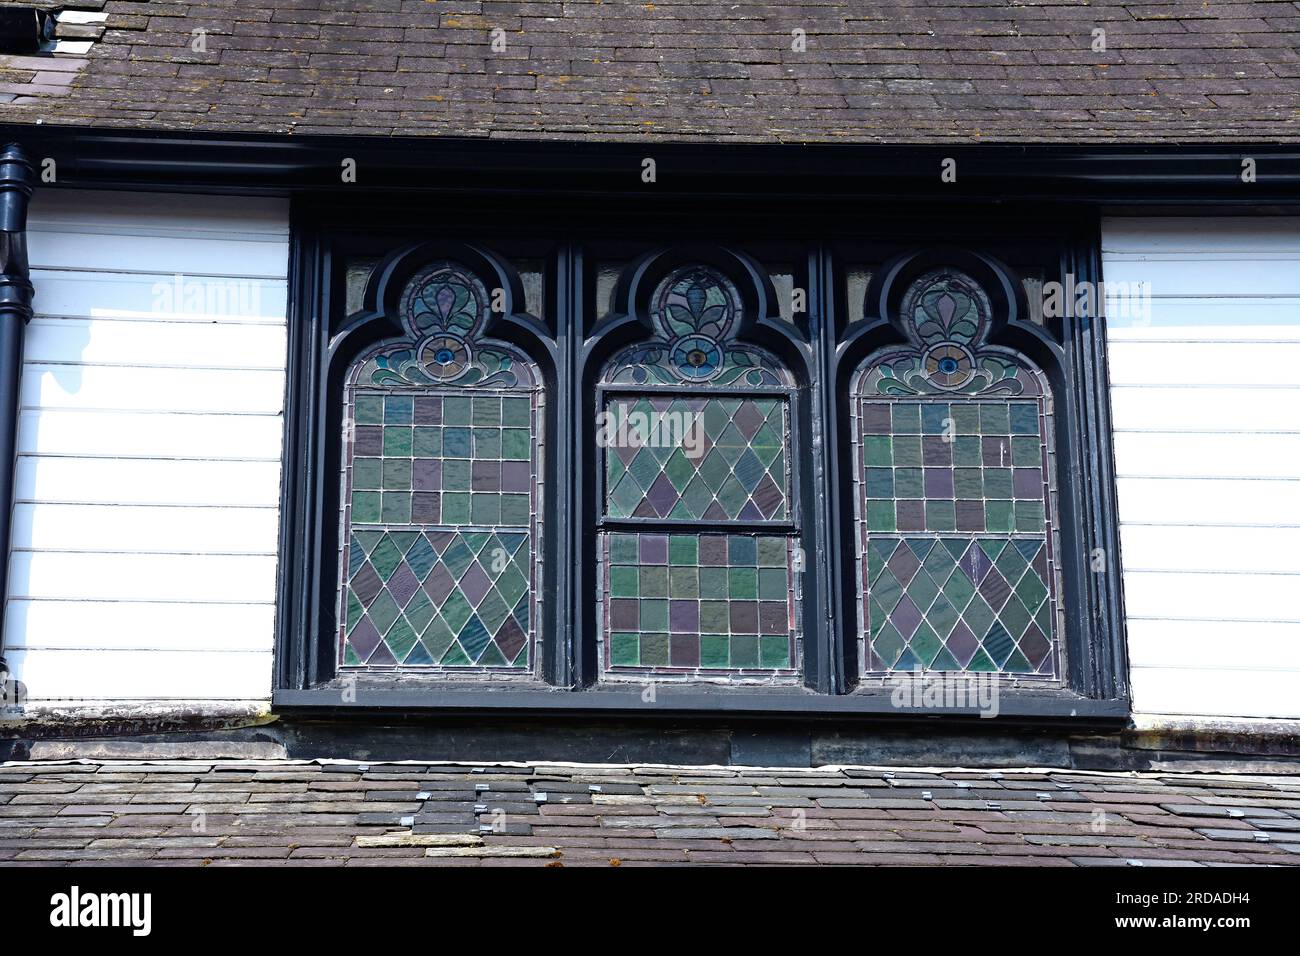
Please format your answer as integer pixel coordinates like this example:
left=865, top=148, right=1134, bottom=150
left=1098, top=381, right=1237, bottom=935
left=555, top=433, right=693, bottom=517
left=602, top=533, right=797, bottom=674
left=603, top=396, right=789, bottom=521
left=344, top=528, right=531, bottom=667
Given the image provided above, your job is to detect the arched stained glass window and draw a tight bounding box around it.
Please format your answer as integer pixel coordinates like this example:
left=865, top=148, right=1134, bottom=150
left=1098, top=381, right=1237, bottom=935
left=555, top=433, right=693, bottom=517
left=597, top=265, right=801, bottom=678
left=852, top=268, right=1062, bottom=678
left=337, top=262, right=543, bottom=672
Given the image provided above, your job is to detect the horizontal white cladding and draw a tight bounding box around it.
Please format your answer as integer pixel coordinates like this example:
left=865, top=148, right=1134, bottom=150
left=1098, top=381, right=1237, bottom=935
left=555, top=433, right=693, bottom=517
left=8, top=649, right=274, bottom=704
left=1103, top=216, right=1300, bottom=721
left=8, top=189, right=290, bottom=712
left=1108, top=340, right=1300, bottom=387
left=1112, top=432, right=1300, bottom=480
left=25, top=317, right=287, bottom=369
left=31, top=270, right=288, bottom=324
left=15, top=456, right=283, bottom=507
left=5, top=601, right=274, bottom=653
left=1110, top=387, right=1300, bottom=432
left=1101, top=257, right=1300, bottom=299
left=1115, top=477, right=1300, bottom=527
left=1132, top=667, right=1300, bottom=721
left=12, top=503, right=279, bottom=555
left=1126, top=619, right=1300, bottom=671
left=28, top=192, right=289, bottom=278
left=1123, top=570, right=1296, bottom=623
left=16, top=409, right=283, bottom=460
left=10, top=551, right=278, bottom=604
left=1118, top=525, right=1300, bottom=574
left=21, top=364, right=285, bottom=415
left=1102, top=217, right=1300, bottom=254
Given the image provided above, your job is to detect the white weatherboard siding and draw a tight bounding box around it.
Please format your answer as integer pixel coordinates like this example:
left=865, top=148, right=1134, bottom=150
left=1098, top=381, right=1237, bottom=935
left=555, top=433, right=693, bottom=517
left=5, top=190, right=289, bottom=714
left=1103, top=217, right=1300, bottom=720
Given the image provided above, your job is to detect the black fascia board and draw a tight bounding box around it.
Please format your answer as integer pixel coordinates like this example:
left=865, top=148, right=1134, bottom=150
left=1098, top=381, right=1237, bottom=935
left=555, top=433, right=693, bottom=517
left=2, top=124, right=1299, bottom=205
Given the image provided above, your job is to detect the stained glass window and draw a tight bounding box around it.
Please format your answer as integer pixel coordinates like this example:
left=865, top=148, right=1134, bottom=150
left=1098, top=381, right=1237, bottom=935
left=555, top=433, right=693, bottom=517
left=338, top=262, right=542, bottom=672
left=604, top=396, right=788, bottom=521
left=598, top=265, right=801, bottom=679
left=852, top=268, right=1063, bottom=678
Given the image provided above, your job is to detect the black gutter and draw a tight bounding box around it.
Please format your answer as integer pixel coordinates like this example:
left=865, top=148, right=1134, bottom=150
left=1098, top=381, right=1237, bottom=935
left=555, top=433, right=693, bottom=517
left=2, top=125, right=1299, bottom=205
left=0, top=142, right=34, bottom=700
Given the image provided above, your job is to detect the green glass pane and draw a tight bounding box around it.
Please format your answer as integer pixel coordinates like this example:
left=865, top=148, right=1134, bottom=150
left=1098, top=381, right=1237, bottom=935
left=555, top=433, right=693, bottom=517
left=890, top=403, right=920, bottom=434
left=864, top=435, right=892, bottom=466
left=669, top=535, right=698, bottom=565
left=473, top=428, right=502, bottom=459
left=866, top=500, right=896, bottom=531
left=730, top=635, right=760, bottom=667
left=442, top=396, right=472, bottom=426
left=382, top=459, right=412, bottom=490
left=699, top=567, right=728, bottom=599
left=639, top=566, right=668, bottom=598
left=353, top=458, right=382, bottom=490
left=502, top=397, right=531, bottom=427
left=728, top=567, right=758, bottom=599
left=351, top=491, right=382, bottom=524
left=412, top=427, right=441, bottom=457
left=383, top=427, right=412, bottom=456
left=669, top=567, right=700, bottom=598
left=381, top=492, right=412, bottom=523
left=442, top=459, right=470, bottom=490
left=354, top=394, right=384, bottom=425
left=442, top=493, right=471, bottom=523
left=472, top=396, right=501, bottom=425
left=470, top=493, right=500, bottom=524
left=501, top=429, right=531, bottom=460
left=950, top=404, right=980, bottom=434
left=985, top=500, right=1014, bottom=532
left=641, top=633, right=669, bottom=666
left=891, top=435, right=922, bottom=467
left=610, top=534, right=638, bottom=563
left=760, top=635, right=791, bottom=668
left=756, top=537, right=785, bottom=566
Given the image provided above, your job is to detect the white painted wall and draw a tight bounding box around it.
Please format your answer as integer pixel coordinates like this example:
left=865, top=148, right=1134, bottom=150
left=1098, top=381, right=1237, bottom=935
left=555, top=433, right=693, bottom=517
left=5, top=189, right=289, bottom=715
left=1103, top=217, right=1300, bottom=720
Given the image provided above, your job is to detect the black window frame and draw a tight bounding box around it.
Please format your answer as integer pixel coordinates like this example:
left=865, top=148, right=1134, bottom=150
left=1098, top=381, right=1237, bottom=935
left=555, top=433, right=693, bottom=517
left=275, top=193, right=1129, bottom=721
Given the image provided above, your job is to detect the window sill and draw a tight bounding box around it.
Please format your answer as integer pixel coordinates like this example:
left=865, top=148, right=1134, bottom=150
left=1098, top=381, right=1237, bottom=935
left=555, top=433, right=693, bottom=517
left=273, top=682, right=1129, bottom=723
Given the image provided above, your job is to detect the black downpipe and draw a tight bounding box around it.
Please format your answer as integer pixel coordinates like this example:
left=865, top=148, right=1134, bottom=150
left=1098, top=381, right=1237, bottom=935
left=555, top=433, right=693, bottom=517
left=0, top=142, right=35, bottom=700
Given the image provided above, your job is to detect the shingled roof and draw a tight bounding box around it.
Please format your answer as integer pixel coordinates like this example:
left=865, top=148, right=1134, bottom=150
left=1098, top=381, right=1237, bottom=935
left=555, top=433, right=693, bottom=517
left=5, top=760, right=1300, bottom=866
left=1, top=0, right=1299, bottom=143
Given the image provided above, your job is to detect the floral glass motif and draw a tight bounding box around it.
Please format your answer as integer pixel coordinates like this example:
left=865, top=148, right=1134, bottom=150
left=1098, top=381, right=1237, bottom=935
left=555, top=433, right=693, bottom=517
left=853, top=268, right=1062, bottom=679
left=857, top=270, right=1042, bottom=398
left=602, top=266, right=790, bottom=388
left=338, top=261, right=542, bottom=672
left=598, top=265, right=800, bottom=679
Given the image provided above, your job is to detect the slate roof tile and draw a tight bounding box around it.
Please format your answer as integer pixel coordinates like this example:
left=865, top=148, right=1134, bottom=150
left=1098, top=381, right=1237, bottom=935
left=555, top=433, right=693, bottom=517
left=0, top=0, right=1296, bottom=140
left=3, top=760, right=1300, bottom=865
